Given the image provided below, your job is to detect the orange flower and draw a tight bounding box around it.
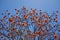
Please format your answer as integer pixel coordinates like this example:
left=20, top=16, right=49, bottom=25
left=34, top=15, right=38, bottom=19
left=8, top=18, right=13, bottom=22
left=58, top=38, right=60, bottom=40
left=37, top=22, right=42, bottom=27
left=29, top=11, right=33, bottom=16
left=22, top=6, right=26, bottom=10
left=7, top=33, right=11, bottom=37
left=16, top=31, right=18, bottom=34
left=39, top=29, right=45, bottom=36
left=44, top=19, right=48, bottom=23
left=31, top=17, right=35, bottom=21
left=12, top=20, right=16, bottom=23
left=32, top=8, right=36, bottom=14
left=11, top=28, right=16, bottom=31
left=21, top=22, right=27, bottom=27
left=54, top=33, right=58, bottom=39
left=34, top=31, right=40, bottom=35
left=23, top=15, right=28, bottom=20
left=40, top=32, right=44, bottom=36
left=42, top=13, right=47, bottom=18
left=8, top=17, right=16, bottom=23
left=39, top=20, right=43, bottom=23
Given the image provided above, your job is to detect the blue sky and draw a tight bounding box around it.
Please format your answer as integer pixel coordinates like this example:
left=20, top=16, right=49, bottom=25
left=0, top=0, right=60, bottom=11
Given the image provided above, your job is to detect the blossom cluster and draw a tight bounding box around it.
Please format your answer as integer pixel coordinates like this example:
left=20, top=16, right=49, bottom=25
left=0, top=6, right=60, bottom=40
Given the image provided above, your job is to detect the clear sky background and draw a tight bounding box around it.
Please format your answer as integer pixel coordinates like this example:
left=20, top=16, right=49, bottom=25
left=0, top=0, right=60, bottom=21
